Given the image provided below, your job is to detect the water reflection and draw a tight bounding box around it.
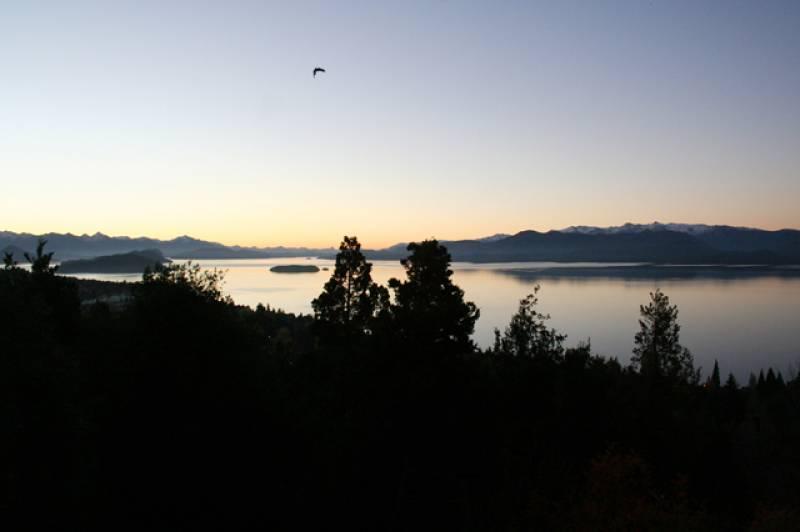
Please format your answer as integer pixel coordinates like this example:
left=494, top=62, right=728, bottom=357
left=65, top=258, right=800, bottom=379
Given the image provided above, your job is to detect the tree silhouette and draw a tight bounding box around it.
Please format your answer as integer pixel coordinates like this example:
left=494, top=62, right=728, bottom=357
left=3, top=251, right=16, bottom=270
left=24, top=238, right=58, bottom=275
left=492, top=284, right=565, bottom=360
left=141, top=261, right=229, bottom=303
left=388, top=239, right=478, bottom=351
left=631, top=289, right=697, bottom=383
left=312, top=236, right=389, bottom=336
left=706, top=359, right=721, bottom=389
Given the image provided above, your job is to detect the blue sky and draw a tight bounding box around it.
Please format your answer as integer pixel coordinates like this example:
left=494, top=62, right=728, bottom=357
left=2, top=1, right=799, bottom=246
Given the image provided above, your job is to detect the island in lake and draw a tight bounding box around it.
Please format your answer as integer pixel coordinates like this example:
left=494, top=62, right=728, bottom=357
left=269, top=264, right=320, bottom=273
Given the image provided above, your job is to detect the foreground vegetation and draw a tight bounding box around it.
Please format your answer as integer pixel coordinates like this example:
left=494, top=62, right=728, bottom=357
left=1, top=239, right=799, bottom=530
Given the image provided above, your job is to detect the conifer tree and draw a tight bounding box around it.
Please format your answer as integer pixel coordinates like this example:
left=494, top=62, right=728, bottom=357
left=710, top=359, right=721, bottom=389
left=388, top=239, right=478, bottom=351
left=631, top=289, right=697, bottom=383
left=312, top=236, right=389, bottom=335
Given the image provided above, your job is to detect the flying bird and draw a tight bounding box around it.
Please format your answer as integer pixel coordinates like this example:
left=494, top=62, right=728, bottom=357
left=313, top=67, right=326, bottom=78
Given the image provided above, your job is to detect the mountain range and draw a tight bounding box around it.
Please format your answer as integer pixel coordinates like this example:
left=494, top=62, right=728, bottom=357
left=0, top=231, right=334, bottom=261
left=2, top=223, right=799, bottom=265
left=560, top=222, right=720, bottom=235
left=366, top=223, right=800, bottom=264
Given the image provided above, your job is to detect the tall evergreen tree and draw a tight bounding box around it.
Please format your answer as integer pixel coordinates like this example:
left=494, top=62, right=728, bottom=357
left=388, top=239, right=478, bottom=351
left=709, top=359, right=721, bottom=389
left=312, top=236, right=388, bottom=335
left=631, top=289, right=697, bottom=383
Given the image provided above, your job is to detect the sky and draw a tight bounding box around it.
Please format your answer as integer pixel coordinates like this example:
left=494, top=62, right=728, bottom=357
left=2, top=1, right=799, bottom=248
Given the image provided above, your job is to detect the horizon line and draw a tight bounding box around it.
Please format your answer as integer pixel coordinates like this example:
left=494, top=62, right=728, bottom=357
left=3, top=220, right=800, bottom=251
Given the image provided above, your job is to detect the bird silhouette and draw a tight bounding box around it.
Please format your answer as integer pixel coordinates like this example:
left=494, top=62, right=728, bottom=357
left=313, top=67, right=326, bottom=78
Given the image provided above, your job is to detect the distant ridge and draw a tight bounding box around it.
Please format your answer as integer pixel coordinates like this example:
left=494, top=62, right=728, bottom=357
left=475, top=233, right=512, bottom=242
left=560, top=222, right=714, bottom=235
left=2, top=223, right=799, bottom=265
left=365, top=223, right=800, bottom=264
left=0, top=231, right=335, bottom=261
left=558, top=222, right=759, bottom=236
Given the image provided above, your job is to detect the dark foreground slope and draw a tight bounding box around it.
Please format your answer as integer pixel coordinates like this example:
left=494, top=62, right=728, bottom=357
left=1, top=259, right=799, bottom=530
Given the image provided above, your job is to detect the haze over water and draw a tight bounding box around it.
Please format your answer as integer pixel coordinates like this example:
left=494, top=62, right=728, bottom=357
left=70, top=258, right=800, bottom=380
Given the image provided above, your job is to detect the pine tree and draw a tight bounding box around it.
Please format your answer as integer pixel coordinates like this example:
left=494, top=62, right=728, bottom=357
left=388, top=239, right=479, bottom=351
left=312, top=236, right=388, bottom=335
left=631, top=289, right=697, bottom=383
left=711, top=359, right=721, bottom=389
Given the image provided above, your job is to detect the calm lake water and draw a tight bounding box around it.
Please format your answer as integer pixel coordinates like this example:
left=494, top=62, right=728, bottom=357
left=70, top=258, right=800, bottom=380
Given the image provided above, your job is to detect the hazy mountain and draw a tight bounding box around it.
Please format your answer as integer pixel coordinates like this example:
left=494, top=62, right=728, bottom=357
left=0, top=232, right=215, bottom=260
left=1, top=244, right=29, bottom=262
left=59, top=249, right=171, bottom=274
left=554, top=223, right=800, bottom=261
left=367, top=230, right=714, bottom=262
left=366, top=225, right=800, bottom=264
left=0, top=231, right=335, bottom=261
left=4, top=224, right=798, bottom=265
left=474, top=233, right=512, bottom=242
left=695, top=226, right=800, bottom=257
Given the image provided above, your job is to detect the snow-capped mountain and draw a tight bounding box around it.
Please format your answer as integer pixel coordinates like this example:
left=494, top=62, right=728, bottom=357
left=559, top=222, right=728, bottom=236
left=474, top=233, right=512, bottom=243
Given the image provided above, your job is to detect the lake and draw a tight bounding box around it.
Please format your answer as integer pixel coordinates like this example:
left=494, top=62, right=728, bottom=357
left=68, top=258, right=800, bottom=380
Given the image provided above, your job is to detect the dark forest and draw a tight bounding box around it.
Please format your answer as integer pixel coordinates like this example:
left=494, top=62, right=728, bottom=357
left=1, top=238, right=798, bottom=530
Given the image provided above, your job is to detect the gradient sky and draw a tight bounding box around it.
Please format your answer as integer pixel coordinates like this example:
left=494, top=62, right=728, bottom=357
left=2, top=1, right=799, bottom=247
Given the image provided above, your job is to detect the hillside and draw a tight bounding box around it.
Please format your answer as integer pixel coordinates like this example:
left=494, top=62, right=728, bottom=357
left=59, top=249, right=171, bottom=274
left=366, top=225, right=800, bottom=264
